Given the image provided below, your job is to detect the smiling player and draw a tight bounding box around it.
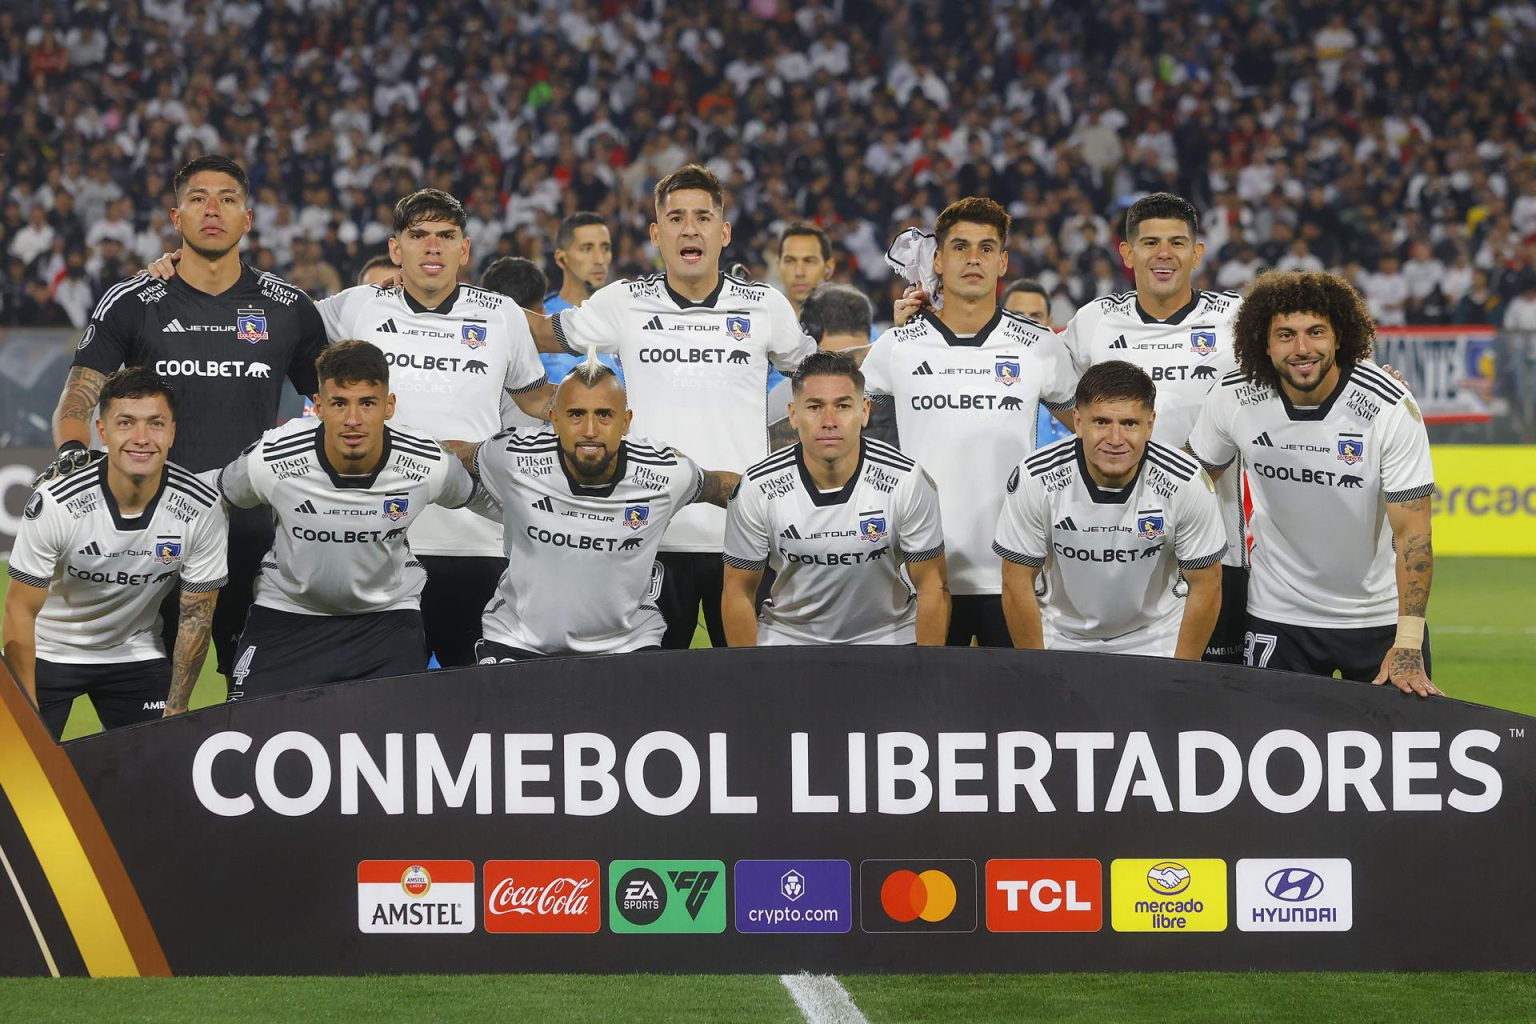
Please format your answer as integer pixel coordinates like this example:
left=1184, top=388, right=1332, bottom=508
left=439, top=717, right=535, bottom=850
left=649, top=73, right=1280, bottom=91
left=996, top=361, right=1225, bottom=657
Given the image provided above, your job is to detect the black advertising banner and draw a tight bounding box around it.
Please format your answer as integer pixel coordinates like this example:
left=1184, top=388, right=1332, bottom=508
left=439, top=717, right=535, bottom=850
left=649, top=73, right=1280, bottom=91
left=5, top=647, right=1535, bottom=975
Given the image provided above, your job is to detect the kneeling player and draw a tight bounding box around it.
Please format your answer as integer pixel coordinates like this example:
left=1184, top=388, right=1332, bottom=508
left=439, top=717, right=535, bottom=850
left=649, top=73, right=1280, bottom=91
left=4, top=368, right=227, bottom=736
left=722, top=351, right=950, bottom=645
left=455, top=358, right=739, bottom=659
left=218, top=341, right=485, bottom=699
left=995, top=361, right=1225, bottom=658
left=1187, top=270, right=1439, bottom=696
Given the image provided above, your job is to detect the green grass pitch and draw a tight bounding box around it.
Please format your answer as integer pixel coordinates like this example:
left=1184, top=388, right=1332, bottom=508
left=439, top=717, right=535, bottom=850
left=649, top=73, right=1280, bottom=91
left=2, top=557, right=1532, bottom=1019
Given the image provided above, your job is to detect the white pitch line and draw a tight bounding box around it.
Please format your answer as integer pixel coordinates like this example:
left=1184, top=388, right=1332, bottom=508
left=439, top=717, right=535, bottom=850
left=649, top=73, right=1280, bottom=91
left=781, top=973, right=871, bottom=1024
left=0, top=839, right=59, bottom=977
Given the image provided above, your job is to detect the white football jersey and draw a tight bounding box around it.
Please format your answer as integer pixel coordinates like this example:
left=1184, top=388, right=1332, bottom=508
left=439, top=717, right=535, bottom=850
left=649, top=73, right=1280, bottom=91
left=862, top=308, right=1077, bottom=595
left=474, top=430, right=705, bottom=655
left=8, top=462, right=228, bottom=663
left=723, top=437, right=945, bottom=645
left=1187, top=360, right=1435, bottom=629
left=993, top=438, right=1226, bottom=653
left=317, top=283, right=547, bottom=558
left=1059, top=288, right=1247, bottom=568
left=219, top=418, right=479, bottom=616
left=553, top=272, right=817, bottom=552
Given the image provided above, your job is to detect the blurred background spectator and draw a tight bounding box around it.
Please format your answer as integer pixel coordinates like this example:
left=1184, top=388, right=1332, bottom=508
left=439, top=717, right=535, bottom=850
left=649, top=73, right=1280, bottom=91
left=0, top=0, right=1531, bottom=331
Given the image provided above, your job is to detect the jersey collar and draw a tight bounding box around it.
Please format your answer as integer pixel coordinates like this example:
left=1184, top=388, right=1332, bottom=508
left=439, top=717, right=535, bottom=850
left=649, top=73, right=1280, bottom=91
left=795, top=438, right=865, bottom=507
left=924, top=306, right=1004, bottom=348
left=315, top=423, right=393, bottom=489
left=404, top=284, right=461, bottom=316
left=1134, top=289, right=1202, bottom=325
left=665, top=274, right=725, bottom=310
left=1278, top=364, right=1353, bottom=421
left=1074, top=438, right=1144, bottom=505
left=559, top=440, right=628, bottom=499
left=100, top=461, right=169, bottom=531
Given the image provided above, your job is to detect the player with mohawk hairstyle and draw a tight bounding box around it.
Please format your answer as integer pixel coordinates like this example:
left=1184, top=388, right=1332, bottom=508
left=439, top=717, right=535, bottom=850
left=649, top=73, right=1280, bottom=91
left=452, top=347, right=741, bottom=660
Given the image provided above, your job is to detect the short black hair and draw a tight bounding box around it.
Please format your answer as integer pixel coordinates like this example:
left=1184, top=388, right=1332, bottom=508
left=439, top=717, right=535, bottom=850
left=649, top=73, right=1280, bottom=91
left=801, top=283, right=873, bottom=341
left=315, top=340, right=389, bottom=390
left=99, top=366, right=176, bottom=418
left=1075, top=359, right=1156, bottom=410
left=654, top=163, right=725, bottom=215
left=791, top=350, right=864, bottom=396
left=480, top=256, right=549, bottom=309
left=393, top=188, right=467, bottom=234
left=778, top=222, right=831, bottom=261
left=357, top=253, right=395, bottom=285
left=555, top=212, right=607, bottom=252
left=1002, top=279, right=1048, bottom=304
left=172, top=156, right=250, bottom=202
left=1124, top=192, right=1199, bottom=241
left=934, top=196, right=1010, bottom=246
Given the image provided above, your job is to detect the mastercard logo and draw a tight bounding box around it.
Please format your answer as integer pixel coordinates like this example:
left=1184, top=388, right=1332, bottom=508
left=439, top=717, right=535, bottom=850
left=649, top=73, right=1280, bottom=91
left=879, top=869, right=958, bottom=923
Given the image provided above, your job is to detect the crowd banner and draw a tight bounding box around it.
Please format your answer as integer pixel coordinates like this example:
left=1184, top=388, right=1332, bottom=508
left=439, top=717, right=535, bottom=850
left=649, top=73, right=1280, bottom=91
left=1, top=647, right=1532, bottom=976
left=1431, top=445, right=1536, bottom=556
left=1373, top=326, right=1498, bottom=424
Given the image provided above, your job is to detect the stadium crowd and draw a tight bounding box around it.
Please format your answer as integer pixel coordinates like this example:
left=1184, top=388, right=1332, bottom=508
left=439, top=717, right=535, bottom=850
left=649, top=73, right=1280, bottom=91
left=1, top=0, right=1534, bottom=329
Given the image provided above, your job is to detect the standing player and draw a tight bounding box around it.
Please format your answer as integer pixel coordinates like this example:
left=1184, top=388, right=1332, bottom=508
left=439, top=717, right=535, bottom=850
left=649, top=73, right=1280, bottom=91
left=1188, top=271, right=1439, bottom=696
left=1055, top=193, right=1247, bottom=662
left=4, top=369, right=227, bottom=735
left=723, top=352, right=949, bottom=646
left=43, top=155, right=326, bottom=688
left=217, top=341, right=484, bottom=699
left=312, top=189, right=555, bottom=668
left=523, top=164, right=818, bottom=649
left=776, top=223, right=836, bottom=322
left=1002, top=278, right=1075, bottom=449
left=863, top=197, right=1077, bottom=647
left=453, top=358, right=739, bottom=659
left=539, top=212, right=620, bottom=384
left=995, top=361, right=1225, bottom=658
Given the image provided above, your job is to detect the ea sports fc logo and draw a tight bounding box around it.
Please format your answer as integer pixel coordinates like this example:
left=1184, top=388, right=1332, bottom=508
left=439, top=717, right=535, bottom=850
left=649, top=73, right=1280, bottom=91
left=400, top=864, right=432, bottom=897
left=880, top=868, right=957, bottom=923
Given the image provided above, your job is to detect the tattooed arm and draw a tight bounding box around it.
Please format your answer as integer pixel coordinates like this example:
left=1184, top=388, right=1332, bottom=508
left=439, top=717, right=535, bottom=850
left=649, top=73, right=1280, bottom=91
left=1373, top=496, right=1441, bottom=698
left=510, top=380, right=558, bottom=423
left=164, top=588, right=219, bottom=716
left=52, top=366, right=107, bottom=448
left=694, top=470, right=741, bottom=509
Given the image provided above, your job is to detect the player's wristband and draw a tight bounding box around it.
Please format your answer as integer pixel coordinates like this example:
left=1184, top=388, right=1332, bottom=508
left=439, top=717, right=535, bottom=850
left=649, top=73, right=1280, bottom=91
left=1394, top=615, right=1426, bottom=650
left=58, top=440, right=86, bottom=454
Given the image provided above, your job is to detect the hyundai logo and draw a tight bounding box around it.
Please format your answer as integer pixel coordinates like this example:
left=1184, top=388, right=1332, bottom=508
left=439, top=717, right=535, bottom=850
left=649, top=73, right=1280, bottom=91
left=1265, top=868, right=1324, bottom=902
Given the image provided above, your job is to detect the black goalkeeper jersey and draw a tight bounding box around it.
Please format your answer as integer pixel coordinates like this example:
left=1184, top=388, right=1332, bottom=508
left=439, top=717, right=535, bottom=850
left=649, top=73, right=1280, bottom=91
left=73, top=265, right=328, bottom=473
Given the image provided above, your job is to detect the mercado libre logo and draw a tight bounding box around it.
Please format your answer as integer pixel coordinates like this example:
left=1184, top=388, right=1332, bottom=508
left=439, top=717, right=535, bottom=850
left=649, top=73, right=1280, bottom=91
left=859, top=859, right=977, bottom=933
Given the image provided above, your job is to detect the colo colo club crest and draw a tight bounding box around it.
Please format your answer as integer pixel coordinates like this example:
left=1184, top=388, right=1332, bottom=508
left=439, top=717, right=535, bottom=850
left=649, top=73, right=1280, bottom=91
left=624, top=505, right=650, bottom=530
left=382, top=495, right=410, bottom=521
left=236, top=308, right=268, bottom=343
left=1336, top=434, right=1365, bottom=465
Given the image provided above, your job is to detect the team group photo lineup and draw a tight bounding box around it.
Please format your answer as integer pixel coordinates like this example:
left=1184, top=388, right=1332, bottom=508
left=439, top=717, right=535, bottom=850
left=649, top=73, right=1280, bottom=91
left=3, top=0, right=1477, bottom=738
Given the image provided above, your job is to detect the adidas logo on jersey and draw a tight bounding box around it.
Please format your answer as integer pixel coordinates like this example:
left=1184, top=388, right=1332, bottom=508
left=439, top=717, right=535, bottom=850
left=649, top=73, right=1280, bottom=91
left=378, top=318, right=400, bottom=333
left=780, top=525, right=802, bottom=540
left=531, top=496, right=554, bottom=513
left=1110, top=335, right=1128, bottom=349
left=77, top=540, right=104, bottom=556
left=1252, top=432, right=1275, bottom=447
left=642, top=315, right=664, bottom=331
left=294, top=500, right=318, bottom=514
left=912, top=361, right=934, bottom=375
left=1054, top=517, right=1078, bottom=531
left=163, top=318, right=188, bottom=333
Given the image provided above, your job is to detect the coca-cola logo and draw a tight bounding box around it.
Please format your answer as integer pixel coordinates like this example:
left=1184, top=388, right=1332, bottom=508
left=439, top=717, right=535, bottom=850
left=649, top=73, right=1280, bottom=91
left=482, top=860, right=602, bottom=934
left=488, top=876, right=592, bottom=917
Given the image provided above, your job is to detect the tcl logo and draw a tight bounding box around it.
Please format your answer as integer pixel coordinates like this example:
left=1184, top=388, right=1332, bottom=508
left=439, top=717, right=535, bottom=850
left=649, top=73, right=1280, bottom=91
left=986, top=859, right=1102, bottom=932
left=483, top=860, right=601, bottom=934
